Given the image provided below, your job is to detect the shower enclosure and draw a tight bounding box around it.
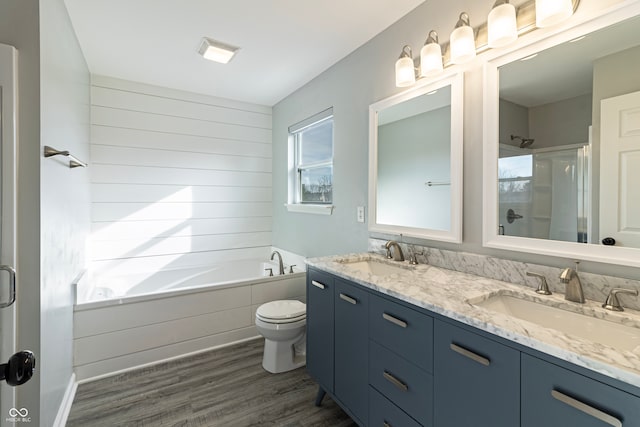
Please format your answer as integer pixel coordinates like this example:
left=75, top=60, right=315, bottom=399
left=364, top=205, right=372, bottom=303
left=498, top=143, right=590, bottom=243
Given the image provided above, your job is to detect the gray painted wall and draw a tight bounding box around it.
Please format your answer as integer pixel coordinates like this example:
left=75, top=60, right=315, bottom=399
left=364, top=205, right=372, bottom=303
left=272, top=0, right=639, bottom=279
left=0, top=0, right=42, bottom=422
left=39, top=0, right=90, bottom=424
left=529, top=93, right=592, bottom=148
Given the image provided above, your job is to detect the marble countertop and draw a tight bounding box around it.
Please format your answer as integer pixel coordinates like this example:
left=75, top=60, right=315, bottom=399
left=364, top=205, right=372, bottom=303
left=306, top=252, right=640, bottom=388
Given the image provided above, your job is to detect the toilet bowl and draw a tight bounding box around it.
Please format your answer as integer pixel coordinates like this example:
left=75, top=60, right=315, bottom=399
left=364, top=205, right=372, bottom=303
left=255, top=300, right=306, bottom=373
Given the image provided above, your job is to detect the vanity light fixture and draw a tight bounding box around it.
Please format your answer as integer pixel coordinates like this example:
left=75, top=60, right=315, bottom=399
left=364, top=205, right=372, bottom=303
left=535, top=0, right=576, bottom=28
left=420, top=31, right=444, bottom=77
left=198, top=37, right=239, bottom=64
left=488, top=0, right=518, bottom=48
left=392, top=0, right=580, bottom=87
left=450, top=13, right=476, bottom=65
left=395, top=45, right=416, bottom=87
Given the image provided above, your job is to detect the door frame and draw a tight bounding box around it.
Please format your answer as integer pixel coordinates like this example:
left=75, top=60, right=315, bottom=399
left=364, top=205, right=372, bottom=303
left=0, top=42, right=19, bottom=416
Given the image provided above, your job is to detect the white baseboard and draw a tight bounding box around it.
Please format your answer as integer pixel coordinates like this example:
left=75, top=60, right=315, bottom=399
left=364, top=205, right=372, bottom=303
left=53, top=373, right=77, bottom=427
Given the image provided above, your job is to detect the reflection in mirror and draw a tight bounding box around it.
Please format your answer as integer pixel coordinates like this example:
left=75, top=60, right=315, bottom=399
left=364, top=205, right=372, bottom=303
left=377, top=86, right=451, bottom=230
left=369, top=74, right=463, bottom=243
left=496, top=14, right=640, bottom=248
left=483, top=5, right=640, bottom=267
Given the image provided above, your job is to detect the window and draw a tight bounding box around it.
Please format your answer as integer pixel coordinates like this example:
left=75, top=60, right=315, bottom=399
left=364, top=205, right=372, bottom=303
left=287, top=108, right=334, bottom=214
left=498, top=154, right=533, bottom=203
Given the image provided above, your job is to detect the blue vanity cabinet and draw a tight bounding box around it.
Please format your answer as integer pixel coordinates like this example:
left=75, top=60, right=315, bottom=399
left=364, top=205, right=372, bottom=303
left=433, top=319, right=520, bottom=427
left=306, top=268, right=335, bottom=394
left=522, top=354, right=640, bottom=427
left=368, top=293, right=434, bottom=426
left=334, top=278, right=370, bottom=426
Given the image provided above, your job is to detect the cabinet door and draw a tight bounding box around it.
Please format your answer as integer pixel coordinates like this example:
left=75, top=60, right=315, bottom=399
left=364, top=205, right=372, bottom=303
left=334, top=279, right=369, bottom=426
left=306, top=269, right=334, bottom=393
left=434, top=320, right=520, bottom=427
left=522, top=354, right=640, bottom=427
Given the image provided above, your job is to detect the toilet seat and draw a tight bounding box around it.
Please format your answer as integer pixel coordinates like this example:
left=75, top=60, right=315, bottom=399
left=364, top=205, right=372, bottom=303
left=256, top=300, right=306, bottom=324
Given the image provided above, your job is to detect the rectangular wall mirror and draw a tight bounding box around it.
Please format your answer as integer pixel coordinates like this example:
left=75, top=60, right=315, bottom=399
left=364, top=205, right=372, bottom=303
left=483, top=4, right=640, bottom=267
left=369, top=73, right=463, bottom=243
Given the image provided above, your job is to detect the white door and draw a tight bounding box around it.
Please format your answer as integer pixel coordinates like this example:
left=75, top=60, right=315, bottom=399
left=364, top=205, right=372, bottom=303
left=600, top=90, right=640, bottom=247
left=0, top=43, right=18, bottom=418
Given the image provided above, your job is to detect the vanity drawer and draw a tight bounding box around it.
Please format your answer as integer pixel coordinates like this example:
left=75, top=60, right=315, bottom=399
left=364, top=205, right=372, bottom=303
left=369, top=340, right=433, bottom=426
left=522, top=354, right=640, bottom=427
left=369, top=387, right=423, bottom=427
left=369, top=293, right=433, bottom=372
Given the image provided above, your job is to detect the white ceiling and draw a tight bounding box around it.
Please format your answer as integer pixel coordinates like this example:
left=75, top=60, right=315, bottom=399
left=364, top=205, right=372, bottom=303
left=64, top=0, right=426, bottom=106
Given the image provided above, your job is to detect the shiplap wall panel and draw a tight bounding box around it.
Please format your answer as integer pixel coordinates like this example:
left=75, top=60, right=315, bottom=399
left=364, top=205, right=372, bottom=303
left=91, top=184, right=271, bottom=203
left=74, top=327, right=258, bottom=381
left=74, top=307, right=251, bottom=365
left=91, top=145, right=272, bottom=172
left=91, top=217, right=272, bottom=240
left=92, top=232, right=273, bottom=260
left=89, top=78, right=273, bottom=272
left=75, top=285, right=251, bottom=338
left=91, top=75, right=271, bottom=114
left=92, top=164, right=271, bottom=187
left=91, top=202, right=272, bottom=222
left=91, top=126, right=272, bottom=158
left=91, top=86, right=272, bottom=129
left=92, top=107, right=271, bottom=143
left=90, top=247, right=269, bottom=276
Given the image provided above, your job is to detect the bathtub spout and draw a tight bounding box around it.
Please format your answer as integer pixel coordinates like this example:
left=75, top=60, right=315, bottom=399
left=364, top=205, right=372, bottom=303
left=270, top=251, right=285, bottom=275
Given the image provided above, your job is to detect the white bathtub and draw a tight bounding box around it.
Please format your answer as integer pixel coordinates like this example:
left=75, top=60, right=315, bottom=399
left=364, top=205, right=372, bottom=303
left=74, top=258, right=307, bottom=381
left=79, top=258, right=299, bottom=304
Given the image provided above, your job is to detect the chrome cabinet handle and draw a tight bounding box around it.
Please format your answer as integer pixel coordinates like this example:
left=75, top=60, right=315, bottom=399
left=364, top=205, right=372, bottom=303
left=551, top=390, right=622, bottom=427
left=450, top=343, right=490, bottom=366
left=383, top=422, right=392, bottom=427
left=383, top=370, right=408, bottom=392
left=0, top=265, right=16, bottom=309
left=339, top=293, right=357, bottom=305
left=382, top=312, right=407, bottom=328
left=311, top=280, right=325, bottom=290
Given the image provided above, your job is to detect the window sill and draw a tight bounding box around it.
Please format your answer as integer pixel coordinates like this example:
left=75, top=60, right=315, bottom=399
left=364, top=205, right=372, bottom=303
left=285, top=203, right=334, bottom=215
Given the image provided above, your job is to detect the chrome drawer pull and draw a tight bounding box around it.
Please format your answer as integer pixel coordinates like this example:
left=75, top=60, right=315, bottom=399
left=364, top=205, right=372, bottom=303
left=551, top=390, right=622, bottom=427
left=450, top=343, right=490, bottom=367
left=339, top=293, right=357, bottom=305
left=311, top=280, right=326, bottom=290
left=383, top=370, right=408, bottom=392
left=382, top=312, right=407, bottom=328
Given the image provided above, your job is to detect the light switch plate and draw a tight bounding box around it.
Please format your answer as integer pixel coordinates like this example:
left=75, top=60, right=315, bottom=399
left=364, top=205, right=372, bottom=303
left=357, top=206, right=365, bottom=223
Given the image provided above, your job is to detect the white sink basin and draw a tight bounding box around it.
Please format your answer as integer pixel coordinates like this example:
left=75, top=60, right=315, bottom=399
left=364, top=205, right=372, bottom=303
left=475, top=293, right=640, bottom=352
left=339, top=259, right=409, bottom=276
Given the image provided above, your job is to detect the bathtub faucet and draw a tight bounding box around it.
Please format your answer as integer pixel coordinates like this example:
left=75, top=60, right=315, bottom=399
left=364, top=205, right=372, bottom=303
left=270, top=251, right=285, bottom=275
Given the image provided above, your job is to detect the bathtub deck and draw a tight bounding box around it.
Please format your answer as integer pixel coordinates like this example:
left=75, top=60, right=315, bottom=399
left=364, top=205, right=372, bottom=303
left=67, top=338, right=356, bottom=426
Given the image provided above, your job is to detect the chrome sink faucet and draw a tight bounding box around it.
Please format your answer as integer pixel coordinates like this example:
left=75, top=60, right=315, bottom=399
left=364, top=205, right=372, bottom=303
left=384, top=241, right=404, bottom=262
left=559, top=263, right=585, bottom=303
left=270, top=250, right=285, bottom=275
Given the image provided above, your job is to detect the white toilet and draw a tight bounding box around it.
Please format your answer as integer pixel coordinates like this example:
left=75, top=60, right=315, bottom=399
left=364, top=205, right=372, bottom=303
left=255, top=300, right=306, bottom=373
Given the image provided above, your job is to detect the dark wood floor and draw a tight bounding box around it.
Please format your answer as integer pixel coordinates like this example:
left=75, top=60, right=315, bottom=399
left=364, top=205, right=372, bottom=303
left=67, top=338, right=356, bottom=426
